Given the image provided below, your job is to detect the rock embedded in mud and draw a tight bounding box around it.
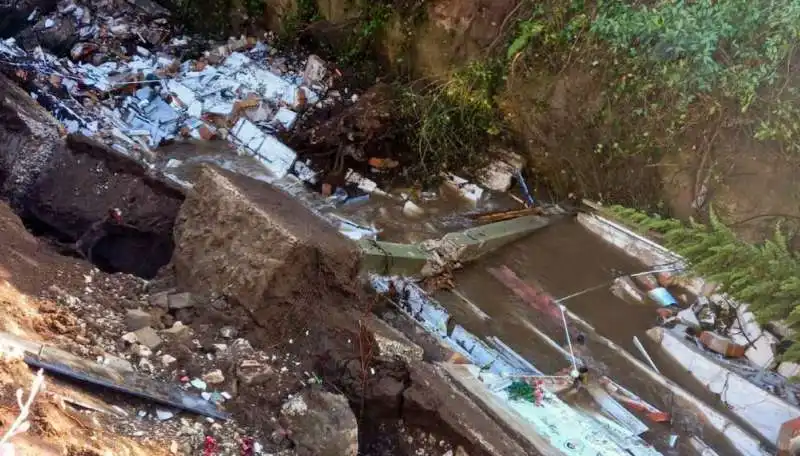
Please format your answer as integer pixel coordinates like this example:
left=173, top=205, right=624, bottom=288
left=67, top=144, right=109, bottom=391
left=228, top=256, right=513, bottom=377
left=161, top=321, right=191, bottom=341
left=219, top=326, right=237, bottom=339
left=168, top=292, right=194, bottom=310
left=125, top=308, right=154, bottom=331
left=133, top=326, right=162, bottom=350
left=237, top=361, right=273, bottom=386
left=280, top=389, right=358, bottom=456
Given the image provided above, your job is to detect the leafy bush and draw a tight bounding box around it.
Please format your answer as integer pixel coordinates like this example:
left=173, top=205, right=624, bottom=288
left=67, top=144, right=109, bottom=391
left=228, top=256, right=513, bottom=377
left=607, top=204, right=800, bottom=361
left=397, top=61, right=506, bottom=185
left=592, top=0, right=800, bottom=110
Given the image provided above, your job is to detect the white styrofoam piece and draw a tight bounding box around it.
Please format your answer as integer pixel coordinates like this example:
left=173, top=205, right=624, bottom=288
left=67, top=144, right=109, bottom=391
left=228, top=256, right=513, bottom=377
left=231, top=118, right=296, bottom=179
left=274, top=107, right=297, bottom=130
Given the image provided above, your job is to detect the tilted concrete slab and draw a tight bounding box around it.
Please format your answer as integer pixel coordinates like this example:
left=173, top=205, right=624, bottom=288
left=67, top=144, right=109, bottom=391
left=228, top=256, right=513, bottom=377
left=357, top=240, right=430, bottom=276
left=362, top=215, right=558, bottom=276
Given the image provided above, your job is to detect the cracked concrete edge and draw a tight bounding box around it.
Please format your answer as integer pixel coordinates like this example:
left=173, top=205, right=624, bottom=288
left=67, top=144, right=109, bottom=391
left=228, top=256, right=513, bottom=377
left=437, top=362, right=564, bottom=456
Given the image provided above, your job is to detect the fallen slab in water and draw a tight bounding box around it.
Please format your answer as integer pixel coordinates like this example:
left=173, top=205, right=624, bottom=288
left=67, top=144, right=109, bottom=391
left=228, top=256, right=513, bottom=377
left=360, top=214, right=560, bottom=277
left=648, top=326, right=800, bottom=446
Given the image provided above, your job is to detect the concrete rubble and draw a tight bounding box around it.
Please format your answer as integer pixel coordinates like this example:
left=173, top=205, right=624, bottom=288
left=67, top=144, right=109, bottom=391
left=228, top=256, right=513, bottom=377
left=0, top=0, right=339, bottom=184
left=578, top=209, right=800, bottom=452
left=279, top=389, right=358, bottom=456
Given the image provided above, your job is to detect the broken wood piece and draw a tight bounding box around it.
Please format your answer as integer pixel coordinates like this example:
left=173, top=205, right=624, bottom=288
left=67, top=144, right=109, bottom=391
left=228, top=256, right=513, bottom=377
left=469, top=207, right=543, bottom=224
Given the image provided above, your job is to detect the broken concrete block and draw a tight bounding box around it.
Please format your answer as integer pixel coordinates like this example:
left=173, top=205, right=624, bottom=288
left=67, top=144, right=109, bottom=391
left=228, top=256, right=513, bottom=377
left=168, top=292, right=194, bottom=309
left=161, top=321, right=191, bottom=340
left=303, top=55, right=327, bottom=86
left=133, top=326, right=162, bottom=350
left=280, top=389, right=358, bottom=456
left=125, top=309, right=154, bottom=331
left=148, top=291, right=169, bottom=309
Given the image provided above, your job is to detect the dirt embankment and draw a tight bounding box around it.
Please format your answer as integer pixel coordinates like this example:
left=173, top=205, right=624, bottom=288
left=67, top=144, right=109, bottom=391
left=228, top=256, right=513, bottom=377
left=222, top=0, right=800, bottom=242
left=0, top=201, right=170, bottom=456
left=0, top=73, right=184, bottom=278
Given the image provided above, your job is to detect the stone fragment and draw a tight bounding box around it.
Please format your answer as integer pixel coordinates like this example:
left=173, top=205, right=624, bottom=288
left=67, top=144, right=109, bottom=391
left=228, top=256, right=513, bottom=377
left=303, top=55, right=327, bottom=86
left=125, top=308, right=154, bottom=331
left=202, top=369, right=225, bottom=384
left=133, top=326, right=162, bottom=350
left=280, top=389, right=358, bottom=456
left=121, top=332, right=138, bottom=344
left=219, top=326, right=237, bottom=339
left=237, top=361, right=273, bottom=386
left=161, top=354, right=177, bottom=366
left=168, top=292, right=194, bottom=309
left=161, top=321, right=191, bottom=340
left=132, top=344, right=152, bottom=358
left=149, top=291, right=169, bottom=309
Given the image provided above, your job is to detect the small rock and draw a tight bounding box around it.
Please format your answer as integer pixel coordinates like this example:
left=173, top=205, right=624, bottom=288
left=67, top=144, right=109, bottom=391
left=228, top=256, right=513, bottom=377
left=237, top=362, right=273, bottom=386
left=121, top=332, right=138, bottom=344
left=219, top=326, right=237, bottom=339
left=138, top=358, right=154, bottom=373
left=125, top=309, right=154, bottom=331
left=161, top=321, right=191, bottom=340
left=161, top=354, right=177, bottom=366
left=133, top=327, right=162, bottom=350
left=75, top=335, right=91, bottom=345
left=202, top=369, right=225, bottom=384
left=280, top=389, right=358, bottom=456
left=101, top=355, right=134, bottom=373
left=168, top=292, right=194, bottom=310
left=149, top=292, right=169, bottom=309
left=132, top=344, right=152, bottom=358
left=156, top=409, right=175, bottom=421
left=212, top=343, right=228, bottom=353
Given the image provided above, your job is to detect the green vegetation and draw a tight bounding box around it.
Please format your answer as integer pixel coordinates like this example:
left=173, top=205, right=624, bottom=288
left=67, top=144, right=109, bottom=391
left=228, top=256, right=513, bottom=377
left=507, top=380, right=543, bottom=403
left=507, top=0, right=800, bottom=155
left=339, top=2, right=394, bottom=65
left=397, top=60, right=506, bottom=185
left=280, top=0, right=322, bottom=42
left=606, top=205, right=800, bottom=361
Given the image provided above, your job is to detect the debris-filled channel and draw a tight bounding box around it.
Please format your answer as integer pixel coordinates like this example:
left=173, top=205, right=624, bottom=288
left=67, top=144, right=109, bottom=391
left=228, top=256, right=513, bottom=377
left=0, top=1, right=795, bottom=455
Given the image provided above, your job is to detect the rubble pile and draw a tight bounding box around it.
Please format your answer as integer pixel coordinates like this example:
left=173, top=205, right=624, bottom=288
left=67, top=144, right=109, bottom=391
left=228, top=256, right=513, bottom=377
left=613, top=270, right=800, bottom=406
left=0, top=0, right=347, bottom=182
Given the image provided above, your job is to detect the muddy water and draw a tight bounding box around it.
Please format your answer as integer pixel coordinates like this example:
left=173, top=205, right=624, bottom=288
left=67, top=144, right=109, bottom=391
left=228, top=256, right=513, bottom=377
left=432, top=219, right=747, bottom=456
